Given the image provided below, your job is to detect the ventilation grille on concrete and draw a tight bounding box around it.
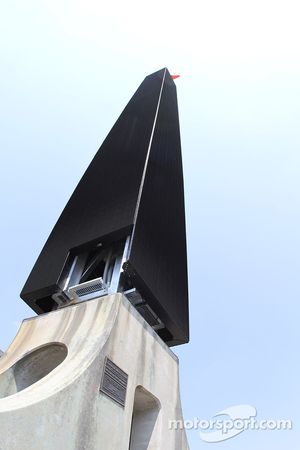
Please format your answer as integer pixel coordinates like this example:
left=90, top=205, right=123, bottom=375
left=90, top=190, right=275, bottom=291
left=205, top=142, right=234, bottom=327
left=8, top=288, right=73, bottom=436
left=75, top=281, right=105, bottom=297
left=100, top=357, right=128, bottom=407
left=68, top=277, right=108, bottom=301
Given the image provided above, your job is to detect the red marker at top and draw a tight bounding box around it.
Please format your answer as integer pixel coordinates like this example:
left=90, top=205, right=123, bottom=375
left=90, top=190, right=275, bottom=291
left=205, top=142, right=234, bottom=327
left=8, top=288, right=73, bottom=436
left=171, top=74, right=180, bottom=80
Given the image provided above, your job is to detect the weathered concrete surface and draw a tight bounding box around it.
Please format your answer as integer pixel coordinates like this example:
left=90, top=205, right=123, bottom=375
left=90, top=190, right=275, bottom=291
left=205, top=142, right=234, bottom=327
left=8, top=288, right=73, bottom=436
left=0, top=294, right=189, bottom=450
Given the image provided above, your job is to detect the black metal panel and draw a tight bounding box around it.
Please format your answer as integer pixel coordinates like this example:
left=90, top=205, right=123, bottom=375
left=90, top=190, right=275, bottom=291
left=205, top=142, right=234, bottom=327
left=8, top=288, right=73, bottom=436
left=126, top=71, right=189, bottom=345
left=21, top=70, right=164, bottom=307
left=20, top=68, right=189, bottom=346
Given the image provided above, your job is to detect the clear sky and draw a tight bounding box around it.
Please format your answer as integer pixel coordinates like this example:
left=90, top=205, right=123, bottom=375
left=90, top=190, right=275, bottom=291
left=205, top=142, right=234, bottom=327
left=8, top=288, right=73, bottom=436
left=0, top=1, right=299, bottom=448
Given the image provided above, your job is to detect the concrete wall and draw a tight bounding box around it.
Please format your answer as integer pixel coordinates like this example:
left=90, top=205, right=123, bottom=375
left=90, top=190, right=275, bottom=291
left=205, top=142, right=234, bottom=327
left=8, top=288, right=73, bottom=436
left=0, top=294, right=188, bottom=450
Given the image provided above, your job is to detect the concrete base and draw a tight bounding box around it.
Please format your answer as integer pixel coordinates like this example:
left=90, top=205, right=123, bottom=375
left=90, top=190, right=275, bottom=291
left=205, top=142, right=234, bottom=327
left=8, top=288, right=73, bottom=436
left=0, top=294, right=188, bottom=449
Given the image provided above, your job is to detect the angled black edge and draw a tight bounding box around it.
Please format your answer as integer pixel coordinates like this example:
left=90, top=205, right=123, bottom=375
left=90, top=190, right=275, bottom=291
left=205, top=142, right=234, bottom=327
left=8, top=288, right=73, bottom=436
left=125, top=70, right=189, bottom=345
left=20, top=68, right=189, bottom=346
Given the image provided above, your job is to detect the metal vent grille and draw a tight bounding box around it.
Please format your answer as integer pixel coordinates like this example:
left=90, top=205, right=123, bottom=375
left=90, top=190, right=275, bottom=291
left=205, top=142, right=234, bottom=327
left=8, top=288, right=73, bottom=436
left=67, top=277, right=108, bottom=302
left=124, top=288, right=164, bottom=331
left=136, top=303, right=161, bottom=327
left=75, top=282, right=105, bottom=297
left=124, top=288, right=143, bottom=306
left=100, top=357, right=128, bottom=407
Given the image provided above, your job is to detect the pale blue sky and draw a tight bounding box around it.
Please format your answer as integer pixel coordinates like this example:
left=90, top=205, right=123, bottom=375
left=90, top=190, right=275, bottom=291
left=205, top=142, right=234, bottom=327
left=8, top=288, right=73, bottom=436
left=0, top=1, right=300, bottom=448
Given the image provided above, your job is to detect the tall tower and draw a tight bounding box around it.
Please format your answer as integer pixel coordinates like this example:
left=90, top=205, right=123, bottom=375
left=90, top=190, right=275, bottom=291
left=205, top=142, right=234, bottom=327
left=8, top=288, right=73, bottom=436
left=0, top=68, right=189, bottom=449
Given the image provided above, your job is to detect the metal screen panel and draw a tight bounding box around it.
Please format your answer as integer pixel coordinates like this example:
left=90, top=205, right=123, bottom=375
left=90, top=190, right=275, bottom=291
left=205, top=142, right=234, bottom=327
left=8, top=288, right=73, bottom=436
left=100, top=357, right=128, bottom=407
